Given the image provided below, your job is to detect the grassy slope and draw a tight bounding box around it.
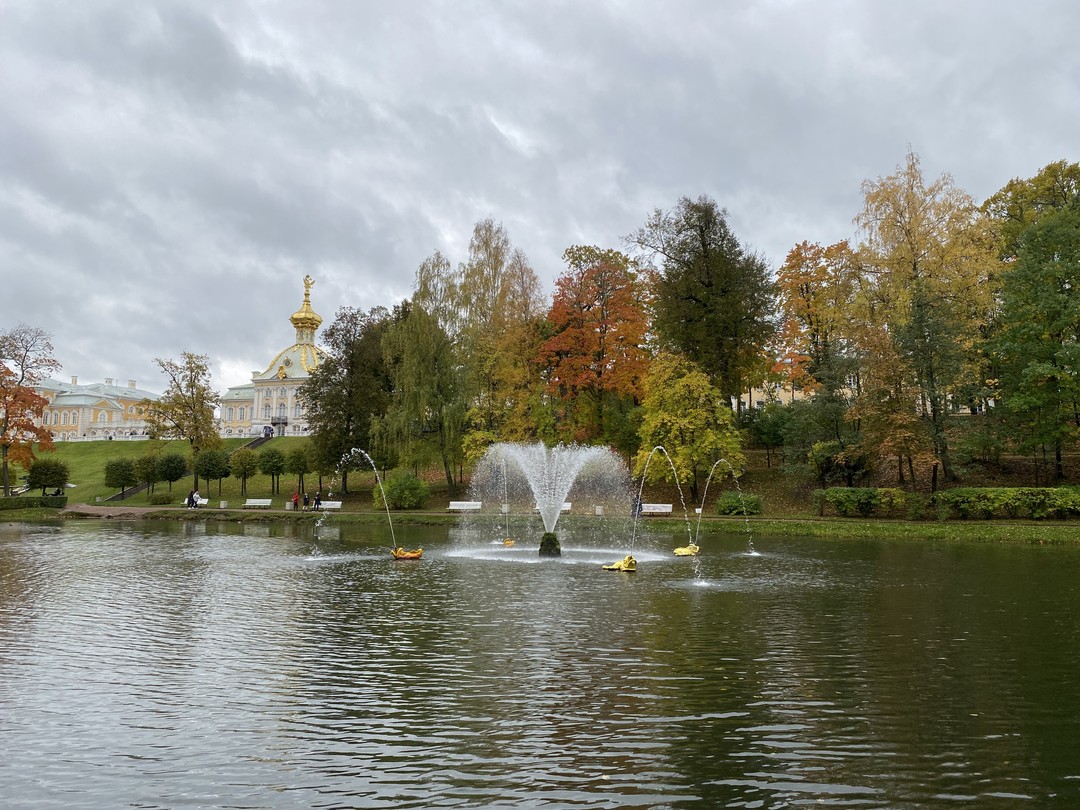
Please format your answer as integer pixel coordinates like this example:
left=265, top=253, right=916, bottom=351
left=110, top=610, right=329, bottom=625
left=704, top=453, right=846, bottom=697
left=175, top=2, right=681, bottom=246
left=47, top=437, right=318, bottom=506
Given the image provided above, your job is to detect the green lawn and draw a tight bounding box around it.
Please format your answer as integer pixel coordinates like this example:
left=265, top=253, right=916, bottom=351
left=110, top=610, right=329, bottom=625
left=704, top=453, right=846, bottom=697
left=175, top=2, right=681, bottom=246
left=42, top=437, right=351, bottom=507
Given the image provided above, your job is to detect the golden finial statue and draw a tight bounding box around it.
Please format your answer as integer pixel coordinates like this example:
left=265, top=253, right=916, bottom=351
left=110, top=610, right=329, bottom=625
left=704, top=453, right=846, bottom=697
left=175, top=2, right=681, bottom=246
left=303, top=274, right=314, bottom=300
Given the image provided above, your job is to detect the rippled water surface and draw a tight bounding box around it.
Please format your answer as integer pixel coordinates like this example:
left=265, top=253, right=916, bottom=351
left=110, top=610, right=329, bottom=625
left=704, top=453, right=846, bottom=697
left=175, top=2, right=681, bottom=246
left=2, top=519, right=1079, bottom=808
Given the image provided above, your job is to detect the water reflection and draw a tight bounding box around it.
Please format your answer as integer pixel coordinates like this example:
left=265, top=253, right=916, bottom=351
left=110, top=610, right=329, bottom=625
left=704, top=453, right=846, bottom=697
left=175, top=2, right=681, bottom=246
left=0, top=521, right=1078, bottom=807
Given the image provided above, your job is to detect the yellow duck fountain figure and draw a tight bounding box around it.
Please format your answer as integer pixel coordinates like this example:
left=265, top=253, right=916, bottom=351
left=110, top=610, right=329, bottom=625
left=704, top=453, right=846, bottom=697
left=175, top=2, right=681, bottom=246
left=602, top=554, right=637, bottom=572
left=673, top=542, right=700, bottom=556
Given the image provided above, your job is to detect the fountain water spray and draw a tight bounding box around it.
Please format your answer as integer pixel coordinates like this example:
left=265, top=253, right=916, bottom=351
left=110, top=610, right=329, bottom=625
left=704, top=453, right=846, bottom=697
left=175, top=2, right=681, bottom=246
left=470, top=442, right=631, bottom=556
left=330, top=448, right=396, bottom=546
left=694, top=458, right=756, bottom=554
left=630, top=446, right=693, bottom=551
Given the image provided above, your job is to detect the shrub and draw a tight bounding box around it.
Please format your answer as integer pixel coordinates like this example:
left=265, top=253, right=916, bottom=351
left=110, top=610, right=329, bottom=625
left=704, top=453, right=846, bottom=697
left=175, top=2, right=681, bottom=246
left=715, top=490, right=762, bottom=516
left=932, top=487, right=1080, bottom=521
left=148, top=492, right=174, bottom=506
left=373, top=471, right=430, bottom=510
left=0, top=496, right=66, bottom=510
left=815, top=487, right=907, bottom=518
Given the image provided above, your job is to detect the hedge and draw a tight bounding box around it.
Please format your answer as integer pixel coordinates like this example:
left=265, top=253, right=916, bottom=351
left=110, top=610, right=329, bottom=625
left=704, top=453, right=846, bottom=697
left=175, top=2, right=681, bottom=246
left=813, top=487, right=908, bottom=518
left=931, top=487, right=1080, bottom=521
left=0, top=495, right=68, bottom=510
left=813, top=486, right=1080, bottom=521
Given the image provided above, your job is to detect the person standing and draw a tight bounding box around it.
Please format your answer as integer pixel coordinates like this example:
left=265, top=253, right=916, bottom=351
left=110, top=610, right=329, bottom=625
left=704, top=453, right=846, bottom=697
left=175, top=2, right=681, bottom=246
left=313, top=491, right=322, bottom=510
left=302, top=491, right=310, bottom=511
left=292, top=490, right=300, bottom=511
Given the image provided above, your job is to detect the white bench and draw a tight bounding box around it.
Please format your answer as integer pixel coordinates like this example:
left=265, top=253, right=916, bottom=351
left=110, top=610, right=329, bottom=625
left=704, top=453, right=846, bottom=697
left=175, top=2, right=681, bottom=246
left=640, top=503, right=673, bottom=516
left=320, top=501, right=342, bottom=510
left=243, top=498, right=273, bottom=509
left=448, top=501, right=483, bottom=511
left=535, top=502, right=572, bottom=512
left=181, top=497, right=209, bottom=508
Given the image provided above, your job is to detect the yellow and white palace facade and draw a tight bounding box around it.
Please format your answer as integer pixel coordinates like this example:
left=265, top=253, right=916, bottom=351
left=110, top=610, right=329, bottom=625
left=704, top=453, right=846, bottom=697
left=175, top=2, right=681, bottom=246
left=218, top=275, right=325, bottom=438
left=35, top=276, right=325, bottom=441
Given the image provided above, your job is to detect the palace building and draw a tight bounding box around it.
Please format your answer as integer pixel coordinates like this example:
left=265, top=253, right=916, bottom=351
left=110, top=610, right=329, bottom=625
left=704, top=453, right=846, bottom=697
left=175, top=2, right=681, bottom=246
left=218, top=275, right=325, bottom=438
left=36, top=377, right=160, bottom=441
left=32, top=276, right=325, bottom=442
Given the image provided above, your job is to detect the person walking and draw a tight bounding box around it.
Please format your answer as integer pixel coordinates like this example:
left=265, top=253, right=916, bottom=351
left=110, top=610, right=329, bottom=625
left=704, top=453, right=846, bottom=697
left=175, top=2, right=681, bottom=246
left=313, top=491, right=322, bottom=510
left=292, top=490, right=300, bottom=511
left=302, top=491, right=310, bottom=511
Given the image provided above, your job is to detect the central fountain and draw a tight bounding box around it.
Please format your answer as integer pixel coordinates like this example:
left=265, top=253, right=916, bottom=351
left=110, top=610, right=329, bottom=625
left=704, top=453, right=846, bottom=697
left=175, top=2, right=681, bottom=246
left=469, top=442, right=632, bottom=556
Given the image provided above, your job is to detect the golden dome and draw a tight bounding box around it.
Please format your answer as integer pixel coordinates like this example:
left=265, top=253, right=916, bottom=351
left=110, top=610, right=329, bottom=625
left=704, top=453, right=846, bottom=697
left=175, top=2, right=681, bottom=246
left=290, top=274, right=323, bottom=333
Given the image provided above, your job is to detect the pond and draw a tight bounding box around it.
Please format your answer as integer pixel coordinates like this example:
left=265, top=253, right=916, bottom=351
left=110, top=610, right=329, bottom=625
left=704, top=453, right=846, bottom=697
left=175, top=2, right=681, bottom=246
left=1, top=518, right=1078, bottom=808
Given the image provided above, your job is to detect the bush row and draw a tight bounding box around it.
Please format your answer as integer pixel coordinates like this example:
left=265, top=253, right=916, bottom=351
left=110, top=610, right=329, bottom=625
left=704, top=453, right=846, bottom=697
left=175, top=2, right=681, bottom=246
left=814, top=486, right=1080, bottom=521
left=0, top=495, right=68, bottom=511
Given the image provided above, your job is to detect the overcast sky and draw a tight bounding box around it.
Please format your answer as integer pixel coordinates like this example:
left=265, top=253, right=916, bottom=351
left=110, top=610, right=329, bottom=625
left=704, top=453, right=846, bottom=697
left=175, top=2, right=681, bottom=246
left=2, top=0, right=1077, bottom=395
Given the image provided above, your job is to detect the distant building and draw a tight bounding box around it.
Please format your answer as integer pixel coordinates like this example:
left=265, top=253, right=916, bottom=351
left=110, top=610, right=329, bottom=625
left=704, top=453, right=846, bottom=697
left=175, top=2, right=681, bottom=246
left=36, top=377, right=160, bottom=441
left=218, top=275, right=326, bottom=438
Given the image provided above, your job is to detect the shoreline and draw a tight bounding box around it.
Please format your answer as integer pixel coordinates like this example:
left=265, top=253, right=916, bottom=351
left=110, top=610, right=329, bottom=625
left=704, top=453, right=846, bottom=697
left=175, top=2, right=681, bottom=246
left=0, top=503, right=1070, bottom=544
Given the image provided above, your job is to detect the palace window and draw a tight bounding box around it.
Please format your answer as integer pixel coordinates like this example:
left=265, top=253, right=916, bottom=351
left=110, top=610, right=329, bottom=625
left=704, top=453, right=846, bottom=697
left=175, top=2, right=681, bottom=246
left=263, top=405, right=271, bottom=419
left=238, top=407, right=245, bottom=421
left=227, top=407, right=234, bottom=422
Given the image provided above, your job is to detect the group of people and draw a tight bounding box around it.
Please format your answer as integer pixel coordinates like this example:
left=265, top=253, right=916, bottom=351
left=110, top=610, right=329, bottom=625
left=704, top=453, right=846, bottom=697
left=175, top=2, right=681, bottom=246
left=291, top=490, right=322, bottom=511
left=186, top=490, right=201, bottom=509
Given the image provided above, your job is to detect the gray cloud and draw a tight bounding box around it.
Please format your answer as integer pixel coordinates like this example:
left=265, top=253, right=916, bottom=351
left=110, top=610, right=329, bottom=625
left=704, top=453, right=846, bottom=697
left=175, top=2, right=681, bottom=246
left=1, top=0, right=1077, bottom=394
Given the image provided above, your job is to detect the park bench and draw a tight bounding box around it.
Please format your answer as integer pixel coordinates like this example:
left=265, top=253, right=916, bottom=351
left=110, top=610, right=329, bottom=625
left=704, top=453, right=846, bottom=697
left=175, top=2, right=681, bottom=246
left=243, top=498, right=273, bottom=509
left=448, top=501, right=483, bottom=512
left=535, top=502, right=572, bottom=512
left=320, top=501, right=342, bottom=510
left=640, top=503, right=673, bottom=516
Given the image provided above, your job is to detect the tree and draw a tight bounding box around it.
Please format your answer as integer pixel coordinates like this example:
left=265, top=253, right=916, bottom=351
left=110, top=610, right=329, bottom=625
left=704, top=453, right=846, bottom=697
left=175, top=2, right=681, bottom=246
left=27, top=457, right=69, bottom=495
left=142, top=352, right=221, bottom=488
left=285, top=444, right=312, bottom=494
left=157, top=452, right=188, bottom=492
left=774, top=240, right=859, bottom=396
left=633, top=353, right=744, bottom=503
left=229, top=448, right=260, bottom=496
left=0, top=324, right=61, bottom=495
left=751, top=402, right=789, bottom=468
left=992, top=198, right=1080, bottom=481
left=301, top=307, right=393, bottom=486
left=539, top=246, right=651, bottom=443
left=411, top=221, right=549, bottom=444
left=982, top=159, right=1080, bottom=260
left=628, top=196, right=776, bottom=411
left=194, top=448, right=230, bottom=495
left=380, top=301, right=466, bottom=495
left=854, top=150, right=999, bottom=482
left=258, top=446, right=286, bottom=494
left=134, top=454, right=160, bottom=494
left=104, top=458, right=137, bottom=496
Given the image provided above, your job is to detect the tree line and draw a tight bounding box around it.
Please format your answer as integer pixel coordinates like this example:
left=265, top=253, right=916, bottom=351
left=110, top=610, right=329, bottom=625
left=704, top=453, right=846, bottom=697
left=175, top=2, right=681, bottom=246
left=296, top=154, right=1079, bottom=496
left=3, top=152, right=1078, bottom=499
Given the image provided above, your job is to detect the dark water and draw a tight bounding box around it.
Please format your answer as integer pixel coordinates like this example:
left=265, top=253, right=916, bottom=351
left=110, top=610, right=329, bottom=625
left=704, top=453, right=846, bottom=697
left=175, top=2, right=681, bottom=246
left=1, top=519, right=1078, bottom=808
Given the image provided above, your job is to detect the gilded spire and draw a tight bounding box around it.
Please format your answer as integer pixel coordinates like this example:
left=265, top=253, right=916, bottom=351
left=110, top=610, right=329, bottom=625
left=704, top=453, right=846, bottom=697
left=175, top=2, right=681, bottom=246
left=290, top=274, right=323, bottom=341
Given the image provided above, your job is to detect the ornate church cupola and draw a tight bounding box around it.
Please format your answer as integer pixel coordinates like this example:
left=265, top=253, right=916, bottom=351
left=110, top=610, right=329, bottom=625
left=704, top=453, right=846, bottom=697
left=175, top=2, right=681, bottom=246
left=290, top=274, right=323, bottom=345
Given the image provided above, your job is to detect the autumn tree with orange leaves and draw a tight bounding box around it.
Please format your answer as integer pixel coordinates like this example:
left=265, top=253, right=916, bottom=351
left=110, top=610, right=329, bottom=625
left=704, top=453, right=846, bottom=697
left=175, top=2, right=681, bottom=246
left=540, top=246, right=651, bottom=449
left=0, top=324, right=61, bottom=495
